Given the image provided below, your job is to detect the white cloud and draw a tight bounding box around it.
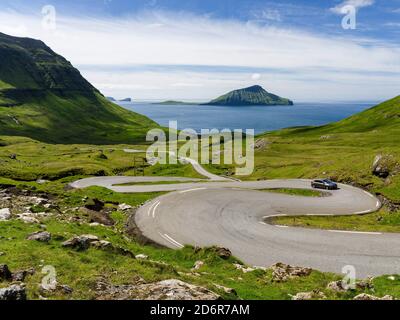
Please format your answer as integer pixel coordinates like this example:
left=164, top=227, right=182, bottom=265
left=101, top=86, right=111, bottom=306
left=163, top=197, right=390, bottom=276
left=257, top=9, right=282, bottom=22
left=385, top=22, right=400, bottom=27
left=251, top=73, right=262, bottom=81
left=330, top=0, right=374, bottom=14
left=0, top=10, right=398, bottom=101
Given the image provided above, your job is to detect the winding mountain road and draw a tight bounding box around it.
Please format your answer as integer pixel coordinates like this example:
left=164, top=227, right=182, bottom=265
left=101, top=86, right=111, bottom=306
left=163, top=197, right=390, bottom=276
left=70, top=155, right=400, bottom=277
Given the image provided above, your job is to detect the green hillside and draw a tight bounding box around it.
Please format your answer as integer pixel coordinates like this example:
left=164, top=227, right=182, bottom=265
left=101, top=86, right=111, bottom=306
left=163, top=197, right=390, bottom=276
left=0, top=32, right=158, bottom=144
left=208, top=95, right=400, bottom=199
left=204, top=85, right=293, bottom=106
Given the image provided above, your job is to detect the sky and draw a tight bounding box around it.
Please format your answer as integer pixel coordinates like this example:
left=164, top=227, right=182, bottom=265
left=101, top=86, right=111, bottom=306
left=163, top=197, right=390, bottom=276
left=0, top=0, right=399, bottom=102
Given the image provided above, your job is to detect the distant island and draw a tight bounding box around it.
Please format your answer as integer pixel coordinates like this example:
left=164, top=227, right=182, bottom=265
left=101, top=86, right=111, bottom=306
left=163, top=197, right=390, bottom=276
left=106, top=97, right=132, bottom=102
left=203, top=85, right=293, bottom=106
left=153, top=100, right=199, bottom=105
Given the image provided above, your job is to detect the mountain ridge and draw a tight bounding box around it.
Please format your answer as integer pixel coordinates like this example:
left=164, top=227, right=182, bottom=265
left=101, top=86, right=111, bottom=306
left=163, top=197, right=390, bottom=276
left=0, top=32, right=158, bottom=144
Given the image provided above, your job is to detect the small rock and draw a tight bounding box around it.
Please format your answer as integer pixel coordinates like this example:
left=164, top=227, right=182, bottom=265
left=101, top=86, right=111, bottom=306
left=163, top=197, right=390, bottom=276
left=86, top=209, right=115, bottom=226
left=0, top=252, right=5, bottom=256
left=26, top=231, right=51, bottom=242
left=135, top=254, right=148, bottom=260
left=0, top=264, right=12, bottom=281
left=326, top=280, right=347, bottom=292
left=356, top=279, right=374, bottom=291
left=0, top=208, right=11, bottom=221
left=62, top=235, right=134, bottom=257
left=89, top=222, right=100, bottom=226
left=213, top=283, right=237, bottom=295
left=253, top=138, right=269, bottom=150
left=85, top=199, right=105, bottom=212
left=118, top=203, right=132, bottom=211
left=29, top=197, right=48, bottom=206
left=353, top=293, right=394, bottom=300
left=58, top=284, right=73, bottom=295
left=17, top=213, right=40, bottom=224
left=95, top=279, right=220, bottom=300
left=291, top=290, right=327, bottom=300
left=9, top=154, right=17, bottom=160
left=233, top=263, right=255, bottom=273
left=327, top=279, right=374, bottom=292
left=270, top=262, right=312, bottom=282
left=388, top=276, right=396, bottom=281
left=192, top=261, right=204, bottom=270
left=372, top=154, right=398, bottom=178
left=39, top=280, right=58, bottom=293
left=0, top=284, right=26, bottom=300
left=91, top=240, right=112, bottom=249
left=12, top=268, right=35, bottom=282
left=215, top=247, right=232, bottom=260
left=62, top=234, right=99, bottom=251
left=36, top=179, right=48, bottom=184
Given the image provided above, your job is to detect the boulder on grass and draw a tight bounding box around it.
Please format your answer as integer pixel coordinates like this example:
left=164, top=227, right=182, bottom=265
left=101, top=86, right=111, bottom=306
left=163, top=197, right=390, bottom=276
left=26, top=231, right=51, bottom=242
left=0, top=284, right=26, bottom=300
left=372, top=154, right=398, bottom=178
left=271, top=262, right=312, bottom=282
left=0, top=208, right=11, bottom=221
left=0, top=264, right=12, bottom=281
left=62, top=234, right=99, bottom=251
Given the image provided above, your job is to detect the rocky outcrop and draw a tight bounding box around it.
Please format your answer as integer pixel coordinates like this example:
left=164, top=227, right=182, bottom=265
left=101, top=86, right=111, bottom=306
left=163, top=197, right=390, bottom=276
left=233, top=263, right=257, bottom=273
left=326, top=279, right=373, bottom=292
left=0, top=264, right=35, bottom=282
left=291, top=290, right=326, bottom=300
left=353, top=293, right=394, bottom=300
left=11, top=268, right=35, bottom=282
left=0, top=284, right=26, bottom=300
left=253, top=138, right=269, bottom=150
left=214, top=247, right=232, bottom=260
left=270, top=262, right=312, bottom=282
left=62, top=235, right=134, bottom=257
left=135, top=254, right=148, bottom=260
left=118, top=203, right=133, bottom=211
left=192, top=261, right=204, bottom=271
left=26, top=231, right=51, bottom=242
left=0, top=208, right=11, bottom=221
left=96, top=279, right=220, bottom=300
left=0, top=264, right=12, bottom=281
left=62, top=234, right=100, bottom=251
left=372, top=154, right=399, bottom=178
left=213, top=283, right=237, bottom=295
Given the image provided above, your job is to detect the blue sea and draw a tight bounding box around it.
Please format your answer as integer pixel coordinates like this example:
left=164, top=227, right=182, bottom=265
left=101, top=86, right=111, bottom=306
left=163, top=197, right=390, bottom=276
left=119, top=101, right=376, bottom=134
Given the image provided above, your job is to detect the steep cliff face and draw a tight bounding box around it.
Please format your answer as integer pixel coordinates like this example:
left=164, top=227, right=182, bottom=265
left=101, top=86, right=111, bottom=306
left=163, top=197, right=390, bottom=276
left=0, top=32, right=95, bottom=91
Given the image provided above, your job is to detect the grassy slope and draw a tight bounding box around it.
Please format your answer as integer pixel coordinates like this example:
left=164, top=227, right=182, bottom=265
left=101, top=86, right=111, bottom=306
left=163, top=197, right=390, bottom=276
left=0, top=136, right=203, bottom=181
left=207, top=96, right=400, bottom=231
left=0, top=91, right=158, bottom=144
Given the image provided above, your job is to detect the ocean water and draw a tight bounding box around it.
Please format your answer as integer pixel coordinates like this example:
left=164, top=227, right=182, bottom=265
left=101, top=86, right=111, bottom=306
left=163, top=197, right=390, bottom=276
left=119, top=101, right=376, bottom=134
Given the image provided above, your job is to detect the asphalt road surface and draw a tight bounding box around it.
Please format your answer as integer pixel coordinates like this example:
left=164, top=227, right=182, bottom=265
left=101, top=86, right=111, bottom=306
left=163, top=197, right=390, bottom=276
left=71, top=158, right=400, bottom=277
